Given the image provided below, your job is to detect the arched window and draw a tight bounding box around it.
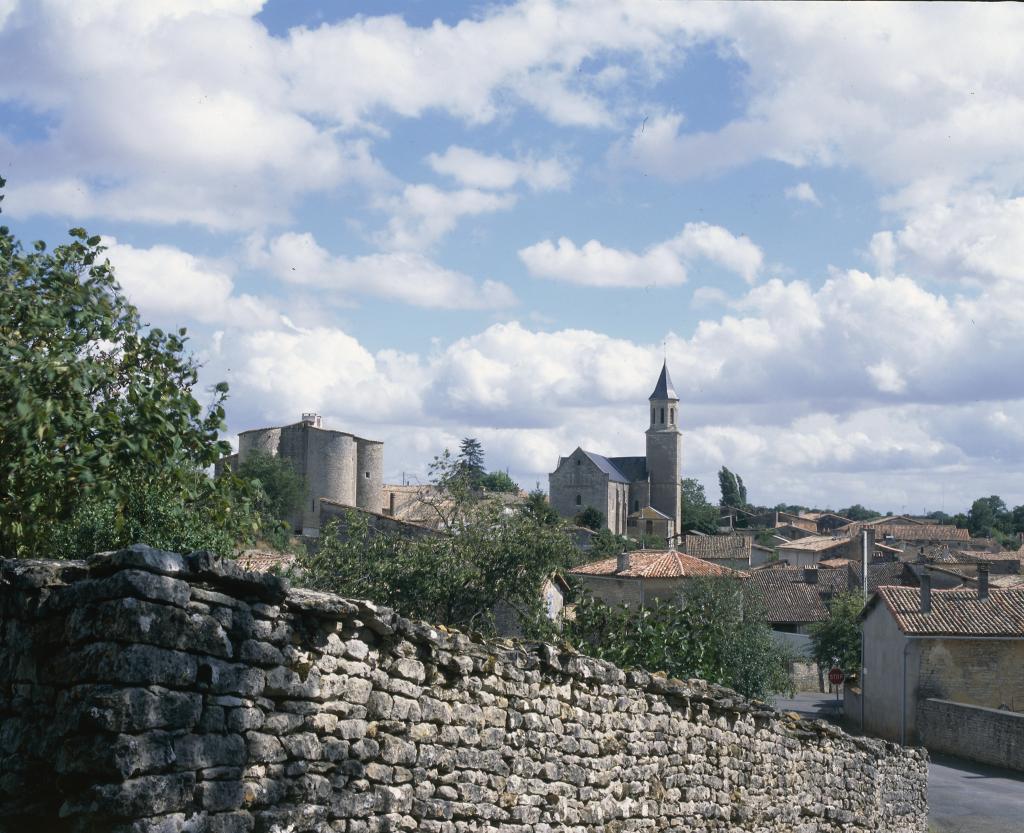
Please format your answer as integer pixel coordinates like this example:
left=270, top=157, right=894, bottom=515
left=660, top=407, right=665, bottom=423
left=670, top=408, right=675, bottom=425
left=576, top=458, right=581, bottom=465
left=651, top=407, right=655, bottom=424
left=575, top=494, right=582, bottom=505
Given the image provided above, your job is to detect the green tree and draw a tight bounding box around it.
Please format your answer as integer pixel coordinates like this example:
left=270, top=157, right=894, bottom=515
left=809, top=593, right=864, bottom=675
left=681, top=477, right=719, bottom=533
left=523, top=487, right=560, bottom=526
left=295, top=502, right=576, bottom=636
left=0, top=181, right=250, bottom=558
left=838, top=504, right=880, bottom=522
left=967, top=495, right=1009, bottom=538
left=458, top=437, right=485, bottom=487
left=238, top=451, right=306, bottom=524
left=718, top=466, right=746, bottom=508
left=480, top=470, right=519, bottom=493
left=574, top=506, right=605, bottom=531
left=564, top=576, right=792, bottom=699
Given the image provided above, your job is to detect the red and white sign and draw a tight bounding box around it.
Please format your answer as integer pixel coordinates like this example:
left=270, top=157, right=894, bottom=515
left=828, top=667, right=844, bottom=686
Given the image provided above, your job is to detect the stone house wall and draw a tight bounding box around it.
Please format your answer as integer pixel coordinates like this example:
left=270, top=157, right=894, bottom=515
left=917, top=699, right=1024, bottom=771
left=1, top=546, right=927, bottom=833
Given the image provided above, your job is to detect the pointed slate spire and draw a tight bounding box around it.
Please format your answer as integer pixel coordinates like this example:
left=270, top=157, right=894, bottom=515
left=648, top=360, right=678, bottom=401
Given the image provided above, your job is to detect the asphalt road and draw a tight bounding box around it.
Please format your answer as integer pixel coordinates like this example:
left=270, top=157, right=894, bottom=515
left=769, top=693, right=1024, bottom=833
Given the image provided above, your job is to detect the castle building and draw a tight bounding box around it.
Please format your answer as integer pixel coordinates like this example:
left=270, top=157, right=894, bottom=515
left=548, top=362, right=682, bottom=538
left=217, top=413, right=383, bottom=535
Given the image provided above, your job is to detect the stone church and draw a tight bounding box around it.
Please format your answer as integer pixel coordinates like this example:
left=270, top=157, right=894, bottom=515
left=549, top=361, right=682, bottom=539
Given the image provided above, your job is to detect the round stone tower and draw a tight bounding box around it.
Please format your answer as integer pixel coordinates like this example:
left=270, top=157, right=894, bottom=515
left=355, top=439, right=384, bottom=513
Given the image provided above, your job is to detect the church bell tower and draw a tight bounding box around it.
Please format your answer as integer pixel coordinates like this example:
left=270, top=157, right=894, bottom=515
left=645, top=361, right=682, bottom=535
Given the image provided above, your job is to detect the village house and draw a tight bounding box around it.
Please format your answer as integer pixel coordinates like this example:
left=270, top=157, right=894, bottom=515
left=853, top=569, right=1024, bottom=770
left=569, top=549, right=739, bottom=608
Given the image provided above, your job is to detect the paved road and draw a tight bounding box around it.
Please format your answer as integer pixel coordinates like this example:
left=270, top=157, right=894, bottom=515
left=769, top=694, right=1024, bottom=833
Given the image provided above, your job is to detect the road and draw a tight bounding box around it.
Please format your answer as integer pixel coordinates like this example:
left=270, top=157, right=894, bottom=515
left=770, top=693, right=1024, bottom=833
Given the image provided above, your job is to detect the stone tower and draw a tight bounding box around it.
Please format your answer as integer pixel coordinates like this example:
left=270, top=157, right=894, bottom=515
left=645, top=361, right=682, bottom=534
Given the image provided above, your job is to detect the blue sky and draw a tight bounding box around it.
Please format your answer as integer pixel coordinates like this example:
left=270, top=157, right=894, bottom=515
left=3, top=1, right=1024, bottom=513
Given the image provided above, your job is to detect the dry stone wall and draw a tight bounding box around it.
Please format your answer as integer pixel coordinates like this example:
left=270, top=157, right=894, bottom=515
left=1, top=546, right=928, bottom=833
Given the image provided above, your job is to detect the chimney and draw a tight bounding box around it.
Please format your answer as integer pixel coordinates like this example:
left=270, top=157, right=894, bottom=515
left=301, top=412, right=322, bottom=428
left=920, top=570, right=932, bottom=614
left=977, top=563, right=990, bottom=600
left=617, top=550, right=631, bottom=573
left=864, top=527, right=876, bottom=561
left=803, top=566, right=819, bottom=584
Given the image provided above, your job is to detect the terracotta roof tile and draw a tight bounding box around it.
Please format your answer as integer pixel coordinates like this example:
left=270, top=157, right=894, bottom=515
left=570, top=550, right=739, bottom=579
left=749, top=570, right=829, bottom=624
left=874, top=586, right=1024, bottom=636
left=683, top=534, right=752, bottom=561
left=873, top=524, right=969, bottom=542
left=777, top=535, right=850, bottom=553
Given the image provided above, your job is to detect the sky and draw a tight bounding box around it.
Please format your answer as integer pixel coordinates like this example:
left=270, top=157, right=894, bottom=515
left=3, top=1, right=1024, bottom=514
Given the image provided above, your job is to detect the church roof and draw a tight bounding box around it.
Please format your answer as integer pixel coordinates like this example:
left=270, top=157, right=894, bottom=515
left=581, top=450, right=630, bottom=483
left=649, top=360, right=678, bottom=401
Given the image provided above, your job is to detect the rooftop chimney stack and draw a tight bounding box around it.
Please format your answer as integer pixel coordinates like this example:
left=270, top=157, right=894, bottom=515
left=617, top=550, right=631, bottom=573
left=920, top=570, right=932, bottom=614
left=978, top=563, right=990, bottom=600
left=803, top=565, right=819, bottom=584
left=301, top=412, right=322, bottom=428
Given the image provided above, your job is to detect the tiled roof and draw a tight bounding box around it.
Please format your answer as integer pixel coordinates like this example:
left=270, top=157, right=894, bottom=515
left=236, top=550, right=296, bottom=573
left=630, top=505, right=672, bottom=520
left=853, top=561, right=915, bottom=593
left=872, top=586, right=1024, bottom=636
left=951, top=549, right=1022, bottom=563
left=749, top=570, right=829, bottom=624
left=683, top=534, right=752, bottom=561
left=570, top=550, right=739, bottom=579
left=777, top=535, right=850, bottom=553
left=873, top=524, right=969, bottom=542
left=581, top=450, right=630, bottom=483
left=818, top=557, right=853, bottom=568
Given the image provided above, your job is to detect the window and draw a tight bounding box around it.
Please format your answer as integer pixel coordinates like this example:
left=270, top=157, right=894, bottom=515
left=660, top=407, right=665, bottom=423
left=646, top=520, right=654, bottom=535
left=576, top=458, right=581, bottom=465
left=634, top=500, right=639, bottom=512
left=365, top=471, right=370, bottom=478
left=575, top=494, right=582, bottom=505
left=651, top=408, right=655, bottom=423
left=670, top=408, right=674, bottom=424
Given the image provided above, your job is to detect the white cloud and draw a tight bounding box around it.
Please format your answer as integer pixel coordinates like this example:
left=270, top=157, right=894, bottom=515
left=616, top=5, right=1024, bottom=197
left=101, top=237, right=279, bottom=328
left=259, top=231, right=516, bottom=310
left=426, top=146, right=572, bottom=192
left=518, top=222, right=762, bottom=287
left=886, top=191, right=1024, bottom=284
left=784, top=182, right=820, bottom=206
left=373, top=185, right=517, bottom=251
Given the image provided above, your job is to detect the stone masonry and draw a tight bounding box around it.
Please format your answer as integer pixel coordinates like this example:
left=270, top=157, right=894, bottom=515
left=1, top=546, right=928, bottom=832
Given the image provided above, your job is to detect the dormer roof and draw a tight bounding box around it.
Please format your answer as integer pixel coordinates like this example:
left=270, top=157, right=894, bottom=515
left=648, top=360, right=678, bottom=401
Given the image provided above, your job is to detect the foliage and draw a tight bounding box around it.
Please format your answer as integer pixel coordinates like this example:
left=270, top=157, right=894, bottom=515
left=838, top=504, right=880, bottom=522
left=564, top=576, right=793, bottom=699
left=809, top=592, right=864, bottom=675
left=457, top=437, right=485, bottom=486
left=0, top=179, right=249, bottom=558
left=574, top=506, right=605, bottom=531
left=718, top=466, right=747, bottom=508
left=480, top=470, right=519, bottom=493
left=681, top=477, right=719, bottom=533
left=294, top=503, right=577, bottom=636
left=36, top=471, right=255, bottom=560
left=588, top=528, right=627, bottom=557
left=523, top=487, right=560, bottom=526
left=238, top=451, right=307, bottom=527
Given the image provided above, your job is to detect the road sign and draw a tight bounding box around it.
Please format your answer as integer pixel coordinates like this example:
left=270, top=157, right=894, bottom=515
left=828, top=667, right=844, bottom=686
